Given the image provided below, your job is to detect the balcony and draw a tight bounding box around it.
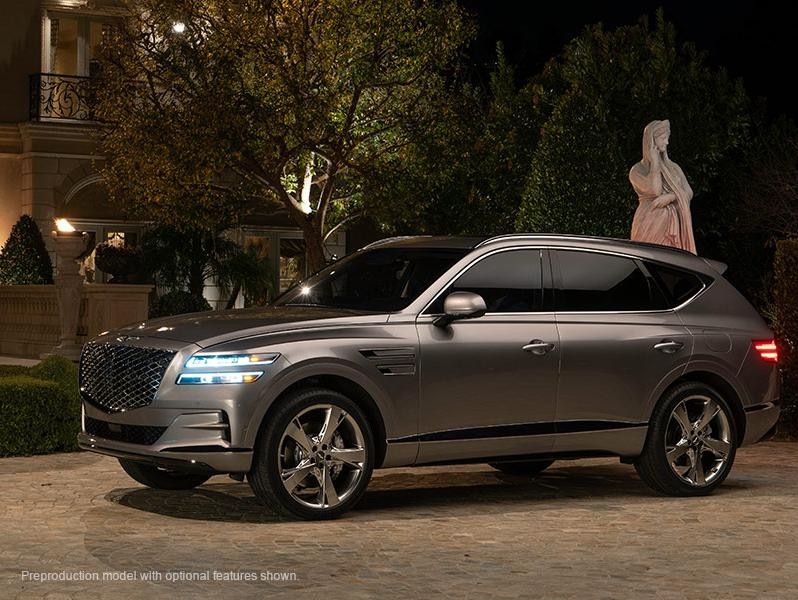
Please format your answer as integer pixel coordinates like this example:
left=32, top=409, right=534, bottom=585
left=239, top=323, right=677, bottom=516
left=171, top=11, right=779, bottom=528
left=29, top=73, right=95, bottom=122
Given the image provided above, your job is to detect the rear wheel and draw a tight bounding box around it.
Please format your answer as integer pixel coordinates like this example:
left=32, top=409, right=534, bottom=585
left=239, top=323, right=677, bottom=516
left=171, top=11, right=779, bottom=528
left=489, top=459, right=554, bottom=476
left=118, top=459, right=211, bottom=490
left=249, top=388, right=374, bottom=520
left=635, top=382, right=737, bottom=496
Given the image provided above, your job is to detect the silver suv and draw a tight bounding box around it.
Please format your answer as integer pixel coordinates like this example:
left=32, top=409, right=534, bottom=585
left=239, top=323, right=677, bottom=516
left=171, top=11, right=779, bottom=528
left=78, top=234, right=780, bottom=519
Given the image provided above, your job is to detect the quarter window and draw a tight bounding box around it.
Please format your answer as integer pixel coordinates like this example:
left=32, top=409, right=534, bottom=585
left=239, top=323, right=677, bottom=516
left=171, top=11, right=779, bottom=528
left=429, top=249, right=544, bottom=313
left=645, top=262, right=706, bottom=308
left=554, top=250, right=667, bottom=312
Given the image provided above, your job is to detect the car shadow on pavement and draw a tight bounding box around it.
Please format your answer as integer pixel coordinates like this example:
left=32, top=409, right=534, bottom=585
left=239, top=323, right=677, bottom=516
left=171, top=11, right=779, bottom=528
left=104, top=462, right=752, bottom=523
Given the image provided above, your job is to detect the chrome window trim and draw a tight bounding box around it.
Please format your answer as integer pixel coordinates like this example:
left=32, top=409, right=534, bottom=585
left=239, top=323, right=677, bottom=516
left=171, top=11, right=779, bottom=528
left=417, top=244, right=708, bottom=318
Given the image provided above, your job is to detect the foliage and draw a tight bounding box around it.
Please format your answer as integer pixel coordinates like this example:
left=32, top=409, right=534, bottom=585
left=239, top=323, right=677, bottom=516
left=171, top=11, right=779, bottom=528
left=94, top=242, right=145, bottom=283
left=516, top=11, right=751, bottom=241
left=774, top=239, right=798, bottom=437
left=0, top=215, right=54, bottom=285
left=149, top=289, right=212, bottom=318
left=141, top=225, right=273, bottom=306
left=0, top=356, right=80, bottom=457
left=367, top=44, right=538, bottom=236
left=95, top=0, right=472, bottom=269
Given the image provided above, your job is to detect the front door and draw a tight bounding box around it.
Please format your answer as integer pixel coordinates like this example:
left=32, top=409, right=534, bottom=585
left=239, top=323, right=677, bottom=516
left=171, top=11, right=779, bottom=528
left=415, top=248, right=560, bottom=463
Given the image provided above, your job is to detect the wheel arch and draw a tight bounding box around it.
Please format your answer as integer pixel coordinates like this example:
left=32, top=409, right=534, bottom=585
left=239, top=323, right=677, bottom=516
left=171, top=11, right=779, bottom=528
left=660, top=370, right=747, bottom=446
left=251, top=371, right=388, bottom=468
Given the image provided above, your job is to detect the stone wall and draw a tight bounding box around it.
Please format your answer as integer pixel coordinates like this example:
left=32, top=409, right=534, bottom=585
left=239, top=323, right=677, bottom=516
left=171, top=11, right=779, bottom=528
left=0, top=283, right=152, bottom=358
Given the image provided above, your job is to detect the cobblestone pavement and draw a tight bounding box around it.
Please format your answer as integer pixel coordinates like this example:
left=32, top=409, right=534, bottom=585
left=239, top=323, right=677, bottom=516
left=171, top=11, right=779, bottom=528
left=2, top=442, right=797, bottom=599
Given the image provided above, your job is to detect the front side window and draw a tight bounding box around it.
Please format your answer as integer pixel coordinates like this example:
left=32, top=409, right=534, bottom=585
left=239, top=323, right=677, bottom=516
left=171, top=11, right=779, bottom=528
left=274, top=248, right=468, bottom=312
left=427, top=249, right=544, bottom=314
left=554, top=250, right=667, bottom=312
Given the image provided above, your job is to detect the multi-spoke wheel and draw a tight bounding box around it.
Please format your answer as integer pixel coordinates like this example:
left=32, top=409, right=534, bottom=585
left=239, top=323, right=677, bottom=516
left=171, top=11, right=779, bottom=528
left=249, top=388, right=374, bottom=520
left=635, top=382, right=737, bottom=496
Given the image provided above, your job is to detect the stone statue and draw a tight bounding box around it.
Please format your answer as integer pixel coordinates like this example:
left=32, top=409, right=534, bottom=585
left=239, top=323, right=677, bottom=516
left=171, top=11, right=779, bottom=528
left=629, top=119, right=697, bottom=254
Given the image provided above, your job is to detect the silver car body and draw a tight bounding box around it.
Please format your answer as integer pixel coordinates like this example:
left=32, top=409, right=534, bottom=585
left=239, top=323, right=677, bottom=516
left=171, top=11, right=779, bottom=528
left=78, top=235, right=780, bottom=474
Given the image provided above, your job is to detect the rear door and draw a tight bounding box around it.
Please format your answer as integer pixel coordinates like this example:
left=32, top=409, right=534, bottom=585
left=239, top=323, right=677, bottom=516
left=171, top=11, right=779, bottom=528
left=550, top=249, right=693, bottom=448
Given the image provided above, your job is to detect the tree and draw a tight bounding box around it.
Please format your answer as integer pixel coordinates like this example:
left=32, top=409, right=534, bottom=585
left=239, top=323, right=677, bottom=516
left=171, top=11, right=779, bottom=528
left=95, top=0, right=471, bottom=270
left=0, top=215, right=53, bottom=285
left=516, top=12, right=751, bottom=242
left=365, top=43, right=538, bottom=236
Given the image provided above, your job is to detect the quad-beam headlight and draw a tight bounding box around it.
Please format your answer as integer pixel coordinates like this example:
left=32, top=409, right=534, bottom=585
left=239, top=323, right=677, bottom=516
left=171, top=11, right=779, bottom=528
left=177, top=352, right=280, bottom=384
left=176, top=372, right=264, bottom=385
left=184, top=353, right=280, bottom=369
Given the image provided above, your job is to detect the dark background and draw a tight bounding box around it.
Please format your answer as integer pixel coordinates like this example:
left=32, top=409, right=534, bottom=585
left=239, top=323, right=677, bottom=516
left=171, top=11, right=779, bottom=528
left=462, top=1, right=795, bottom=118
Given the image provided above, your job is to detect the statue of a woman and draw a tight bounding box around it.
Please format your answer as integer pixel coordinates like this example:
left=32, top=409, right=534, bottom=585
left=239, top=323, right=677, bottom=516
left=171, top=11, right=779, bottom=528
left=629, top=120, right=696, bottom=254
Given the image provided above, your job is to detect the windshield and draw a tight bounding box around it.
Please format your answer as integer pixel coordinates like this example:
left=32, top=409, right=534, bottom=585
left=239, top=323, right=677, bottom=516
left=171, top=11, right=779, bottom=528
left=274, top=247, right=468, bottom=311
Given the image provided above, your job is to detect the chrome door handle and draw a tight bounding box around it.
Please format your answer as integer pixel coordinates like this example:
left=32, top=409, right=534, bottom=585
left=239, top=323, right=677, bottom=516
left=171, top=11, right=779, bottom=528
left=654, top=340, right=684, bottom=354
left=522, top=340, right=555, bottom=355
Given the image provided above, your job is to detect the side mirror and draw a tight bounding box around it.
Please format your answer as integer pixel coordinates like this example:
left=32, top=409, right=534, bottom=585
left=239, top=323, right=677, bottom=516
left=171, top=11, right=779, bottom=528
left=433, top=291, right=487, bottom=328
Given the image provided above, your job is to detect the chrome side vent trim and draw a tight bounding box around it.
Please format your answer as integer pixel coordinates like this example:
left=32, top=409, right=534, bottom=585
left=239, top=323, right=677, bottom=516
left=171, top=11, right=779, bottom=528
left=359, top=347, right=416, bottom=376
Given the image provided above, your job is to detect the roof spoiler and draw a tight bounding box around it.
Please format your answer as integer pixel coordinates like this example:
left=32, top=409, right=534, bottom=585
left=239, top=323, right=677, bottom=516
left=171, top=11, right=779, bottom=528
left=701, top=257, right=728, bottom=275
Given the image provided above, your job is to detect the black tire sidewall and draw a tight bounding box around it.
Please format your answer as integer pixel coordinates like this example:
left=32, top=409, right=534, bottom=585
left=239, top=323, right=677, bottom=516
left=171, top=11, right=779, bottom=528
left=253, top=388, right=375, bottom=520
left=642, top=382, right=737, bottom=496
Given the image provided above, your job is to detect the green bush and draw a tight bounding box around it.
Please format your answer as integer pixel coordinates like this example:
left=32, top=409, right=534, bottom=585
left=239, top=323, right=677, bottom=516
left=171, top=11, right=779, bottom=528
left=0, top=215, right=54, bottom=284
left=774, top=239, right=798, bottom=438
left=149, top=289, right=212, bottom=318
left=0, top=356, right=80, bottom=457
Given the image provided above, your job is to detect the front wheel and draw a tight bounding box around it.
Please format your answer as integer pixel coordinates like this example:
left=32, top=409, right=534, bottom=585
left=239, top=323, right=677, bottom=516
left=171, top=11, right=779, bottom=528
left=118, top=459, right=211, bottom=490
left=249, top=388, right=374, bottom=520
left=635, top=382, right=737, bottom=496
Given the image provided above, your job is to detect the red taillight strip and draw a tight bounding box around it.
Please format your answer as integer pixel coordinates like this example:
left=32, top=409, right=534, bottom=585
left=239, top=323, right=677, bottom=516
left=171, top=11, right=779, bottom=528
left=753, top=340, right=778, bottom=363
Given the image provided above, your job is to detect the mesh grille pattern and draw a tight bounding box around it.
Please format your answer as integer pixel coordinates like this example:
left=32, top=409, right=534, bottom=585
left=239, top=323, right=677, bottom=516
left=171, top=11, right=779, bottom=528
left=83, top=415, right=167, bottom=445
left=79, top=342, right=176, bottom=412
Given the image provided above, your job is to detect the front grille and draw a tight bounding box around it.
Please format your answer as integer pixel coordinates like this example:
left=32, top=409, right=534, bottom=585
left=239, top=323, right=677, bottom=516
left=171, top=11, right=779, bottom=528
left=79, top=342, right=176, bottom=413
left=84, top=415, right=167, bottom=445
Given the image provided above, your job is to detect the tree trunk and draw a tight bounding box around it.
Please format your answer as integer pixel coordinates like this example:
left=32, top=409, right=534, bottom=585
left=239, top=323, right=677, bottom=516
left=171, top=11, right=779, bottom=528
left=303, top=224, right=327, bottom=273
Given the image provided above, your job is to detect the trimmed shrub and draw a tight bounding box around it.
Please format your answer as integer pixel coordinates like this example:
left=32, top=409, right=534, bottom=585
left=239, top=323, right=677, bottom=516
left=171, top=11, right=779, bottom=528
left=0, top=215, right=54, bottom=284
left=0, top=356, right=80, bottom=456
left=149, top=290, right=212, bottom=318
left=774, top=240, right=798, bottom=437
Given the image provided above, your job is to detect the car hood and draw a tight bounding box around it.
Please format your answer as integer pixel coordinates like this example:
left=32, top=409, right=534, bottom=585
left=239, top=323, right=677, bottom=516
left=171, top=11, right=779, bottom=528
left=112, top=305, right=387, bottom=347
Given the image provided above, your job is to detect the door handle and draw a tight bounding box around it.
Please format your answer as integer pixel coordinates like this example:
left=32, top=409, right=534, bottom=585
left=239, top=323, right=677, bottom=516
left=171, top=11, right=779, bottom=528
left=522, top=340, right=555, bottom=355
left=654, top=340, right=684, bottom=354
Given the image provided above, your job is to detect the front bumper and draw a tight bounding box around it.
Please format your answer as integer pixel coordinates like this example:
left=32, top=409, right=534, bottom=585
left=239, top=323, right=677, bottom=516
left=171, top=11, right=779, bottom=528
left=78, top=431, right=253, bottom=473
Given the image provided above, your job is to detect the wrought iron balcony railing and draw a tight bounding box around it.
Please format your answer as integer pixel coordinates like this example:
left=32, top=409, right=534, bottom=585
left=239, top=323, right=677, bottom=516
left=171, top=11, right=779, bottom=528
left=29, top=73, right=95, bottom=121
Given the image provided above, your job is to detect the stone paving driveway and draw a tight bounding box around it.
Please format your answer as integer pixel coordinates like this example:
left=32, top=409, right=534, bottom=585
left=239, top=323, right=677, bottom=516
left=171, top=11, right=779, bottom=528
left=2, top=442, right=797, bottom=599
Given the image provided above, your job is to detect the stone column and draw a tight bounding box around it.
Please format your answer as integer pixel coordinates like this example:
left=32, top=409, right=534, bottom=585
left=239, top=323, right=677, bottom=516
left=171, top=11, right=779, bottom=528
left=50, top=231, right=88, bottom=361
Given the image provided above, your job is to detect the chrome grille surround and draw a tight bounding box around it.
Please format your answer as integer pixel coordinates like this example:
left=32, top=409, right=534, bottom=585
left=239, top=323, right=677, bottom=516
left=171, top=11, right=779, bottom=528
left=79, top=342, right=176, bottom=413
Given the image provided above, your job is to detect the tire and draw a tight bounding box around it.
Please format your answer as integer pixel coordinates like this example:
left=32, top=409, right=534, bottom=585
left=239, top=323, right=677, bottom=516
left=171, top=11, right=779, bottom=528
left=635, top=382, right=738, bottom=496
left=249, top=387, right=375, bottom=520
left=118, top=459, right=211, bottom=490
left=489, top=459, right=555, bottom=476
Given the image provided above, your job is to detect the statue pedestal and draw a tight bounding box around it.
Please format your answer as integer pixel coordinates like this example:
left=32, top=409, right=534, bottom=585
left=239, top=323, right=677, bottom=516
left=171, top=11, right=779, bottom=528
left=47, top=232, right=88, bottom=362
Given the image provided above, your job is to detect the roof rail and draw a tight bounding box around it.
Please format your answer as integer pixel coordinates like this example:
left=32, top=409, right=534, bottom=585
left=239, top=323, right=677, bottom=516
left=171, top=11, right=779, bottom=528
left=360, top=236, right=426, bottom=250
left=475, top=233, right=698, bottom=257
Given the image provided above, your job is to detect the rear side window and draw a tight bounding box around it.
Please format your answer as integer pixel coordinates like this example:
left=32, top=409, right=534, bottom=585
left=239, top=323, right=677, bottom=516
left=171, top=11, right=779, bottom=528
left=645, top=262, right=706, bottom=308
left=554, top=250, right=668, bottom=312
left=428, top=249, right=544, bottom=313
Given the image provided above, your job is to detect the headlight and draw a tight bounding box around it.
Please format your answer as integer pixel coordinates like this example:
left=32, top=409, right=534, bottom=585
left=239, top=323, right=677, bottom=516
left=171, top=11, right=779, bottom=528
left=176, top=371, right=264, bottom=385
left=184, top=352, right=280, bottom=369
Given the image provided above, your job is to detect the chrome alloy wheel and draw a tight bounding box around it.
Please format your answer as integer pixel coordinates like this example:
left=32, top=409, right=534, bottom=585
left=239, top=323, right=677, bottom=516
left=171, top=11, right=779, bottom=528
left=665, top=395, right=732, bottom=487
left=277, top=404, right=366, bottom=509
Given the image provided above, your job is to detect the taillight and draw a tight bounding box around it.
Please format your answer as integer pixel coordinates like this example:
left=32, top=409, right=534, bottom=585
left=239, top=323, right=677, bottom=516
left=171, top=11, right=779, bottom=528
left=753, top=340, right=778, bottom=363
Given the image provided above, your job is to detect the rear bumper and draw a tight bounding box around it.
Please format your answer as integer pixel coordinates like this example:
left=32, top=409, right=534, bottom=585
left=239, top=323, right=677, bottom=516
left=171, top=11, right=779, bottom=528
left=78, top=432, right=253, bottom=473
left=742, top=401, right=780, bottom=446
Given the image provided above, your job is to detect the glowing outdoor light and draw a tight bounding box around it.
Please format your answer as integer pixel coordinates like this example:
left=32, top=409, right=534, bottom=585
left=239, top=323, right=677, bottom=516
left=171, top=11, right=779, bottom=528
left=54, top=218, right=77, bottom=235
left=172, top=21, right=186, bottom=34
left=300, top=285, right=310, bottom=295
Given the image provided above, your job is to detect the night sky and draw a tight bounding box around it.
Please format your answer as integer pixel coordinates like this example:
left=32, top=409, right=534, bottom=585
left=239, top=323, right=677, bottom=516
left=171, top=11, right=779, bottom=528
left=462, top=1, right=796, bottom=118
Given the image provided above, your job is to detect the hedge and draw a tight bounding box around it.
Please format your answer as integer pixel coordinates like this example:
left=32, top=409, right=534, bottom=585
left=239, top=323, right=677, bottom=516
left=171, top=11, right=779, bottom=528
left=774, top=239, right=798, bottom=438
left=0, top=356, right=80, bottom=456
